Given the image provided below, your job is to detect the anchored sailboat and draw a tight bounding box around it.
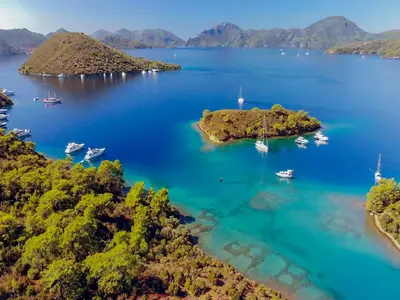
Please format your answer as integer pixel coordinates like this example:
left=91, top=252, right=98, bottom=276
left=255, top=114, right=269, bottom=152
left=375, top=154, right=382, bottom=183
left=238, top=86, right=244, bottom=109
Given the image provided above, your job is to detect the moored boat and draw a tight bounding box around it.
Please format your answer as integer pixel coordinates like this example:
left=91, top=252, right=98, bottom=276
left=12, top=128, right=31, bottom=138
left=375, top=154, right=382, bottom=183
left=0, top=108, right=7, bottom=114
left=84, top=148, right=105, bottom=160
left=44, top=91, right=61, bottom=104
left=255, top=114, right=268, bottom=152
left=58, top=73, right=67, bottom=78
left=276, top=169, right=294, bottom=178
left=314, top=131, right=329, bottom=142
left=65, top=142, right=85, bottom=154
left=0, top=122, right=7, bottom=127
left=295, top=136, right=309, bottom=145
left=0, top=114, right=9, bottom=120
left=141, top=70, right=147, bottom=74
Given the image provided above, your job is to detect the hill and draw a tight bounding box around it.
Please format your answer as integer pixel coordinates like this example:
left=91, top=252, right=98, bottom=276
left=115, top=28, right=185, bottom=47
left=198, top=105, right=321, bottom=143
left=92, top=29, right=115, bottom=39
left=186, top=16, right=374, bottom=49
left=326, top=40, right=400, bottom=58
left=19, top=32, right=181, bottom=76
left=0, top=130, right=283, bottom=299
left=0, top=91, right=13, bottom=107
left=0, top=28, right=46, bottom=49
left=46, top=28, right=69, bottom=38
left=100, top=35, right=157, bottom=49
left=0, top=39, right=22, bottom=56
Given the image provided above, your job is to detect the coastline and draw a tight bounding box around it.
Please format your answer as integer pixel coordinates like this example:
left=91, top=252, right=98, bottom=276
left=373, top=215, right=400, bottom=252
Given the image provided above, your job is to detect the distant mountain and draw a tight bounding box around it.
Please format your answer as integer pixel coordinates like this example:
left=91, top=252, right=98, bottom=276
left=378, top=30, right=400, bottom=40
left=326, top=40, right=400, bottom=59
left=19, top=33, right=181, bottom=76
left=0, top=28, right=46, bottom=49
left=100, top=35, right=157, bottom=49
left=92, top=29, right=115, bottom=39
left=46, top=28, right=69, bottom=38
left=114, top=28, right=185, bottom=47
left=0, top=39, right=22, bottom=56
left=187, top=16, right=377, bottom=49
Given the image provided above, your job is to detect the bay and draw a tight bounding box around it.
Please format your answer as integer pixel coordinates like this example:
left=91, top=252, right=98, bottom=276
left=1, top=48, right=400, bottom=299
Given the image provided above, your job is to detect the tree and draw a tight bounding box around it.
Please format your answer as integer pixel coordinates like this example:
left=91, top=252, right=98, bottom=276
left=150, top=188, right=170, bottom=217
left=130, top=204, right=150, bottom=254
left=0, top=212, right=18, bottom=247
left=125, top=182, right=145, bottom=208
left=75, top=193, right=113, bottom=217
left=366, top=179, right=400, bottom=213
left=95, top=160, right=124, bottom=195
left=42, top=259, right=85, bottom=299
left=36, top=189, right=73, bottom=219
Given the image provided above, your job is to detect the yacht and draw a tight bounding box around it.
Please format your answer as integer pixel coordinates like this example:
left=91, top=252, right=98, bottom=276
left=103, top=73, right=106, bottom=77
left=255, top=114, right=269, bottom=152
left=0, top=122, right=7, bottom=127
left=152, top=68, right=159, bottom=73
left=122, top=72, right=127, bottom=77
left=80, top=74, right=85, bottom=79
left=44, top=91, right=61, bottom=104
left=238, top=86, right=244, bottom=107
left=65, top=142, right=85, bottom=154
left=33, top=96, right=39, bottom=101
left=295, top=136, right=309, bottom=145
left=281, top=51, right=285, bottom=56
left=0, top=114, right=9, bottom=120
left=276, top=169, right=294, bottom=178
left=315, top=139, right=328, bottom=146
left=148, top=70, right=152, bottom=74
left=12, top=128, right=31, bottom=138
left=58, top=73, right=67, bottom=78
left=141, top=70, right=147, bottom=74
left=375, top=154, right=382, bottom=183
left=2, top=89, right=14, bottom=96
left=84, top=148, right=105, bottom=160
left=306, top=52, right=310, bottom=56
left=0, top=108, right=7, bottom=114
left=314, top=131, right=329, bottom=142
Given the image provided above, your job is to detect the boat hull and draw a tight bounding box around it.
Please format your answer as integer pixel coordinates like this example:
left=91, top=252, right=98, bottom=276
left=0, top=114, right=9, bottom=120
left=84, top=148, right=105, bottom=160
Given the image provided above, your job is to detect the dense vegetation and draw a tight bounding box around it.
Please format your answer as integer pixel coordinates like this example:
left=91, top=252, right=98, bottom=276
left=19, top=33, right=181, bottom=76
left=366, top=179, right=400, bottom=243
left=198, top=105, right=321, bottom=143
left=0, top=92, right=13, bottom=108
left=0, top=130, right=282, bottom=299
left=326, top=40, right=400, bottom=58
left=100, top=35, right=159, bottom=49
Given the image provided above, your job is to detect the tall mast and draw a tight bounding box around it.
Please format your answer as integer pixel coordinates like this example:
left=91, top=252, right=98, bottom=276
left=263, top=114, right=266, bottom=145
left=239, top=86, right=242, bottom=99
left=377, top=153, right=381, bottom=173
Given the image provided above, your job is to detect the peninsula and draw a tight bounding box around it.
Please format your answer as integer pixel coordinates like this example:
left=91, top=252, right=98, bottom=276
left=18, top=32, right=181, bottom=76
left=198, top=105, right=321, bottom=143
left=366, top=179, right=400, bottom=251
left=0, top=130, right=283, bottom=299
left=0, top=91, right=13, bottom=107
left=326, top=40, right=400, bottom=59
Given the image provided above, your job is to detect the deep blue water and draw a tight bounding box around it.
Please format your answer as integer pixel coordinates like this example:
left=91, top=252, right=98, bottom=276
left=2, top=48, right=400, bottom=300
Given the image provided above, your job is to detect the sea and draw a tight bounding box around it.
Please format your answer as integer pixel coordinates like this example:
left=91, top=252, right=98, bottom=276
left=1, top=48, right=400, bottom=300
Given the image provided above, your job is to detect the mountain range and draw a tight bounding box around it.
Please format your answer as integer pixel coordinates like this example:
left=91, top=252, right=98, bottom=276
left=1, top=16, right=400, bottom=56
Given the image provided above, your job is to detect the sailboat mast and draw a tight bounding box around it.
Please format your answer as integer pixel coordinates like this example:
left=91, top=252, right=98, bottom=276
left=239, top=86, right=242, bottom=99
left=263, top=114, right=266, bottom=144
left=377, top=153, right=381, bottom=173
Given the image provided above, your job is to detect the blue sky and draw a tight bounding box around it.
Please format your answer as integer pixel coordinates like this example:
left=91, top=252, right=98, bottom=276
left=1, top=0, right=399, bottom=38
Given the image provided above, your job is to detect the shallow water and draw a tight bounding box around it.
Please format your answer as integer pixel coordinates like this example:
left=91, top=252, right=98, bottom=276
left=2, top=48, right=400, bottom=299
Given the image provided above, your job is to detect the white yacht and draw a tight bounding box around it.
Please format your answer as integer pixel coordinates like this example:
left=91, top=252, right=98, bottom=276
left=148, top=70, right=152, bottom=74
left=58, top=73, right=67, bottom=78
left=2, top=89, right=14, bottom=96
left=12, top=128, right=31, bottom=137
left=295, top=136, right=309, bottom=145
left=0, top=114, right=9, bottom=120
left=80, top=74, right=85, bottom=79
left=44, top=91, right=61, bottom=104
left=281, top=51, right=285, bottom=56
left=141, top=70, right=147, bottom=74
left=315, top=139, right=328, bottom=146
left=255, top=115, right=269, bottom=152
left=103, top=73, right=106, bottom=77
left=238, top=86, right=244, bottom=107
left=122, top=72, right=127, bottom=77
left=276, top=169, right=294, bottom=178
left=0, top=122, right=7, bottom=127
left=314, top=131, right=329, bottom=142
left=152, top=68, right=159, bottom=73
left=375, top=154, right=382, bottom=183
left=306, top=52, right=309, bottom=56
left=33, top=96, right=39, bottom=101
left=65, top=142, right=85, bottom=154
left=84, top=148, right=105, bottom=160
left=0, top=108, right=7, bottom=114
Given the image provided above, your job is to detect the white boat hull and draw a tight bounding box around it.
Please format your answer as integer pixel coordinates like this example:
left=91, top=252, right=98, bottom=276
left=65, top=143, right=85, bottom=154
left=0, top=109, right=7, bottom=113
left=85, top=148, right=105, bottom=160
left=0, top=114, right=9, bottom=120
left=255, top=141, right=268, bottom=152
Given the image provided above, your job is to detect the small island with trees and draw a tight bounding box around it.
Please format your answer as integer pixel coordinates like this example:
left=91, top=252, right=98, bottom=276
left=366, top=179, right=400, bottom=250
left=19, top=32, right=181, bottom=76
left=0, top=129, right=283, bottom=299
left=198, top=104, right=321, bottom=143
left=326, top=40, right=400, bottom=59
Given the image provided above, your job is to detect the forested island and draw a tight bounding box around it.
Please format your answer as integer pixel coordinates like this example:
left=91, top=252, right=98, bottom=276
left=0, top=130, right=283, bottom=299
left=366, top=179, right=400, bottom=250
left=18, top=33, right=181, bottom=76
left=198, top=105, right=321, bottom=143
left=0, top=92, right=13, bottom=107
left=326, top=40, right=400, bottom=59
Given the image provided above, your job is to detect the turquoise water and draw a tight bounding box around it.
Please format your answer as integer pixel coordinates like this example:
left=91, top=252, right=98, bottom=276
left=2, top=49, right=400, bottom=299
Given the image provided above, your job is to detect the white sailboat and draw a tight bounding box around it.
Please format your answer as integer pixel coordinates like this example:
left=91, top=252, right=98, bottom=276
left=238, top=86, right=244, bottom=108
left=255, top=114, right=269, bottom=152
left=375, top=154, right=382, bottom=183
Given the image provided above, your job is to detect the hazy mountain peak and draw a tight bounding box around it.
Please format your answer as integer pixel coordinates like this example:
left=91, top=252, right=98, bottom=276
left=92, top=29, right=114, bottom=39
left=46, top=28, right=69, bottom=38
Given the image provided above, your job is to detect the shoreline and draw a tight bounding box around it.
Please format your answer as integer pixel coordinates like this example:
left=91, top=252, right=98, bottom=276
left=373, top=215, right=400, bottom=252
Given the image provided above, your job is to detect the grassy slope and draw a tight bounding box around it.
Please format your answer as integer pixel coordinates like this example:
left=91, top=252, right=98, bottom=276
left=198, top=106, right=321, bottom=143
left=326, top=40, right=400, bottom=58
left=19, top=32, right=181, bottom=75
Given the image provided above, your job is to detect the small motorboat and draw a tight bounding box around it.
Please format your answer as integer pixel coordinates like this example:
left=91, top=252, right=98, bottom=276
left=65, top=142, right=85, bottom=154
left=103, top=73, right=106, bottom=77
left=276, top=169, right=294, bottom=179
left=0, top=108, right=7, bottom=113
left=148, top=70, right=152, bottom=74
left=314, top=131, right=329, bottom=142
left=2, top=89, right=14, bottom=96
left=297, top=143, right=307, bottom=149
left=141, top=70, right=147, bottom=74
left=44, top=97, right=61, bottom=104
left=58, top=73, right=67, bottom=78
left=375, top=154, right=382, bottom=183
left=33, top=96, right=39, bottom=101
left=152, top=68, right=159, bottom=73
left=122, top=72, right=127, bottom=77
left=12, top=128, right=31, bottom=138
left=80, top=74, right=85, bottom=79
left=0, top=122, right=7, bottom=127
left=0, top=114, right=9, bottom=120
left=255, top=140, right=269, bottom=152
left=84, top=148, right=105, bottom=160
left=295, top=136, right=309, bottom=145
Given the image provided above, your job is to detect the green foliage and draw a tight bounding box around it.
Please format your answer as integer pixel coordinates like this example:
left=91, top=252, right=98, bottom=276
left=202, top=109, right=211, bottom=119
left=95, top=160, right=124, bottom=195
left=366, top=179, right=400, bottom=213
left=0, top=93, right=13, bottom=107
left=125, top=181, right=146, bottom=208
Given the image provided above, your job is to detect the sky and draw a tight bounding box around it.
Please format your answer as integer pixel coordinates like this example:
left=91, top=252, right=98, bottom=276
left=1, top=0, right=400, bottom=39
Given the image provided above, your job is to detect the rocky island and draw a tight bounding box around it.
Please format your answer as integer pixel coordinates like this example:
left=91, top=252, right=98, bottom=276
left=366, top=179, right=400, bottom=251
left=198, top=105, right=321, bottom=143
left=326, top=40, right=400, bottom=59
left=18, top=32, right=181, bottom=76
left=0, top=130, right=283, bottom=299
left=0, top=91, right=13, bottom=107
